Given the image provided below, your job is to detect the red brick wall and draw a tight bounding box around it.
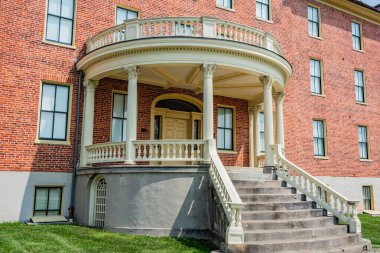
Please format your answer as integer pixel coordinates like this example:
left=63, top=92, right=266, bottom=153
left=1, top=0, right=379, bottom=176
left=93, top=79, right=249, bottom=166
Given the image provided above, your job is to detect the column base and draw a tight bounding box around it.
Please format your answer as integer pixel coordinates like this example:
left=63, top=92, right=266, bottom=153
left=124, top=160, right=136, bottom=165
left=263, top=166, right=277, bottom=180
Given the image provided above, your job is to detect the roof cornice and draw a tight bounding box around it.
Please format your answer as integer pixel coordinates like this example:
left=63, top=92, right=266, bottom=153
left=316, top=0, right=380, bottom=25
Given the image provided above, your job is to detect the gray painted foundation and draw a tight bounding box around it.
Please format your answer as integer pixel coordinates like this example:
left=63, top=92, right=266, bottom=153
left=317, top=176, right=380, bottom=212
left=0, top=171, right=72, bottom=222
left=75, top=165, right=211, bottom=239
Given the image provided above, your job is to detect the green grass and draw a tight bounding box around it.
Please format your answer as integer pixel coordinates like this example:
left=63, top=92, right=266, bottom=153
left=0, top=223, right=214, bottom=253
left=359, top=214, right=380, bottom=248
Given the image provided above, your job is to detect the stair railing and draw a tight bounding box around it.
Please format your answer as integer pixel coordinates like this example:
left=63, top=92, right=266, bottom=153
left=208, top=139, right=245, bottom=244
left=271, top=144, right=361, bottom=233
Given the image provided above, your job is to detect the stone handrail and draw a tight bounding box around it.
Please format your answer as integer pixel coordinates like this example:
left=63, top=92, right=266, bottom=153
left=133, top=139, right=205, bottom=161
left=208, top=139, right=245, bottom=244
left=271, top=144, right=361, bottom=233
left=86, top=142, right=126, bottom=164
left=86, top=16, right=283, bottom=55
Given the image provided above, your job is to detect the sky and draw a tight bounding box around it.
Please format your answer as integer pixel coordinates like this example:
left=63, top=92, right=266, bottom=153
left=361, top=0, right=380, bottom=6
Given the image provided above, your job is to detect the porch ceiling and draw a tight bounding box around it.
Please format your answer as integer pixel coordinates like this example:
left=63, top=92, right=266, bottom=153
left=109, top=64, right=263, bottom=100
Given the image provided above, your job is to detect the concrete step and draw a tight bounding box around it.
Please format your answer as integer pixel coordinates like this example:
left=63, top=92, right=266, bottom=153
left=291, top=241, right=371, bottom=253
left=227, top=234, right=360, bottom=253
left=240, top=193, right=305, bottom=202
left=236, top=186, right=295, bottom=195
left=244, top=225, right=347, bottom=242
left=243, top=201, right=314, bottom=211
left=242, top=209, right=324, bottom=220
left=242, top=217, right=335, bottom=230
left=232, top=180, right=285, bottom=188
left=227, top=170, right=272, bottom=181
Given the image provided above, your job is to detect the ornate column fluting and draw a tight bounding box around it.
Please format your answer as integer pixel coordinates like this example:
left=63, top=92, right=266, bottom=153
left=124, top=65, right=141, bottom=164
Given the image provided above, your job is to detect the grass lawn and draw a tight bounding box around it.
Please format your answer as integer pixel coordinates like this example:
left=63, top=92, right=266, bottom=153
left=0, top=223, right=214, bottom=253
left=359, top=214, right=380, bottom=249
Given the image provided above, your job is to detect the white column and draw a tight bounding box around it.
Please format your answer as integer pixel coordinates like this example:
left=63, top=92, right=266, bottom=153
left=124, top=65, right=140, bottom=164
left=248, top=104, right=255, bottom=167
left=275, top=92, right=285, bottom=150
left=260, top=76, right=275, bottom=166
left=202, top=64, right=216, bottom=141
left=253, top=105, right=262, bottom=167
left=80, top=79, right=99, bottom=167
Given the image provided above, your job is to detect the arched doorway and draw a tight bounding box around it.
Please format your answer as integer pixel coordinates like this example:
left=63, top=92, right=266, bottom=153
left=89, top=176, right=107, bottom=228
left=150, top=94, right=203, bottom=141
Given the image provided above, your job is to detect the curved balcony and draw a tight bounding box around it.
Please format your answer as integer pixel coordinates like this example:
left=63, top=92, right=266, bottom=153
left=86, top=16, right=283, bottom=55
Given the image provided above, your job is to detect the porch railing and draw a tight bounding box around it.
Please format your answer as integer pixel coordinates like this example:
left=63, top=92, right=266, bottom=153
left=86, top=142, right=126, bottom=164
left=271, top=144, right=361, bottom=233
left=208, top=139, right=245, bottom=244
left=257, top=154, right=265, bottom=168
left=133, top=140, right=205, bottom=161
left=86, top=16, right=282, bottom=55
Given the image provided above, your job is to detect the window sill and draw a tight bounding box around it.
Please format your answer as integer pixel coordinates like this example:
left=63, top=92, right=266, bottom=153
left=356, top=101, right=368, bottom=106
left=42, top=40, right=76, bottom=50
left=314, top=156, right=329, bottom=160
left=309, top=35, right=323, bottom=41
left=311, top=93, right=325, bottom=98
left=35, top=139, right=71, bottom=145
left=216, top=5, right=235, bottom=12
left=218, top=150, right=238, bottom=155
left=255, top=17, right=273, bottom=24
left=353, top=48, right=365, bottom=53
left=360, top=159, right=372, bottom=163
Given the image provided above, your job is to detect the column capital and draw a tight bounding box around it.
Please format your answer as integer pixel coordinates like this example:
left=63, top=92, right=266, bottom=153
left=124, top=65, right=141, bottom=80
left=273, top=92, right=285, bottom=104
left=201, top=64, right=216, bottom=79
left=83, top=79, right=99, bottom=93
left=259, top=76, right=273, bottom=90
left=248, top=104, right=262, bottom=114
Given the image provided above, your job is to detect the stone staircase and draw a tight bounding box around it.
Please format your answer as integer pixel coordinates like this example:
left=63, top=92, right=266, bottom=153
left=224, top=167, right=371, bottom=253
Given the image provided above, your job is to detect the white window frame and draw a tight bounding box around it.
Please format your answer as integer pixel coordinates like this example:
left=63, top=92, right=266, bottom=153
left=217, top=106, right=235, bottom=151
left=216, top=0, right=233, bottom=10
left=259, top=112, right=265, bottom=153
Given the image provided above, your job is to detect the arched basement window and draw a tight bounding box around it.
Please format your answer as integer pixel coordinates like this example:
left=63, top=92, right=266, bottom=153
left=93, top=178, right=107, bottom=228
left=155, top=99, right=201, bottom=112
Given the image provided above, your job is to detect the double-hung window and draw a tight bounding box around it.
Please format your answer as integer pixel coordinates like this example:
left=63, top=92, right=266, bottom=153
left=34, top=187, right=62, bottom=216
left=112, top=93, right=128, bottom=142
left=256, top=0, right=270, bottom=20
left=308, top=6, right=320, bottom=37
left=362, top=186, right=372, bottom=210
left=313, top=120, right=326, bottom=157
left=259, top=112, right=265, bottom=152
left=46, top=0, right=75, bottom=45
left=310, top=59, right=322, bottom=95
left=217, top=107, right=233, bottom=150
left=358, top=126, right=369, bottom=160
left=352, top=22, right=362, bottom=50
left=217, top=0, right=233, bottom=9
left=116, top=7, right=138, bottom=25
left=355, top=70, right=365, bottom=103
left=39, top=83, right=70, bottom=141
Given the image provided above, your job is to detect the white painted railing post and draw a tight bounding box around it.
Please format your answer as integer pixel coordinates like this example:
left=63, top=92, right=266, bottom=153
left=125, top=19, right=140, bottom=40
left=201, top=16, right=217, bottom=37
left=274, top=92, right=285, bottom=150
left=202, top=63, right=216, bottom=162
left=261, top=76, right=275, bottom=166
left=124, top=65, right=140, bottom=164
left=80, top=79, right=99, bottom=167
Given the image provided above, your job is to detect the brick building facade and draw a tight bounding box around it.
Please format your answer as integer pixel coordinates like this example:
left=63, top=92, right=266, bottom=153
left=1, top=0, right=379, bottom=248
